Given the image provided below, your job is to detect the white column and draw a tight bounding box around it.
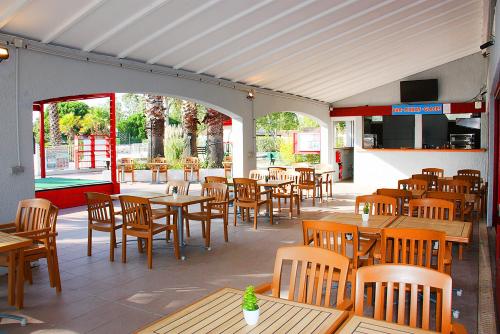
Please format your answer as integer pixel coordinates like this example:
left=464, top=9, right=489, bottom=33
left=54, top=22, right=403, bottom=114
left=320, top=123, right=331, bottom=164
left=414, top=114, right=422, bottom=148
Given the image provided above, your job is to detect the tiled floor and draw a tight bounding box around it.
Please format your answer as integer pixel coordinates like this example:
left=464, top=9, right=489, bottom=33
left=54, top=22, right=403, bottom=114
left=0, top=182, right=479, bottom=333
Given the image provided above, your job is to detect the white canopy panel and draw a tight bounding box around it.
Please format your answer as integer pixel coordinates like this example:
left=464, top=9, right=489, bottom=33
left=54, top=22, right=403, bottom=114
left=0, top=0, right=484, bottom=102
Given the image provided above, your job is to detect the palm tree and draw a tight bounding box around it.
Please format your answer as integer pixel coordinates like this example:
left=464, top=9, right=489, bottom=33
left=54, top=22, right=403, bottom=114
left=144, top=95, right=166, bottom=159
left=47, top=103, right=62, bottom=145
left=204, top=108, right=224, bottom=167
left=182, top=100, right=198, bottom=157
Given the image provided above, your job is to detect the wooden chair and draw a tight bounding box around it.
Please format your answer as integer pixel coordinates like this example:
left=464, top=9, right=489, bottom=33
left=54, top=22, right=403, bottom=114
left=150, top=157, right=168, bottom=183
left=355, top=264, right=467, bottom=334
left=118, top=157, right=135, bottom=182
left=437, top=179, right=471, bottom=194
left=408, top=198, right=455, bottom=221
left=412, top=173, right=437, bottom=190
left=272, top=171, right=300, bottom=218
left=185, top=183, right=228, bottom=249
left=295, top=167, right=322, bottom=206
left=222, top=155, right=232, bottom=178
left=302, top=220, right=376, bottom=301
left=249, top=169, right=269, bottom=180
left=355, top=195, right=397, bottom=216
left=453, top=175, right=480, bottom=193
left=376, top=188, right=411, bottom=215
left=422, top=167, right=444, bottom=178
left=457, top=169, right=480, bottom=178
left=233, top=178, right=273, bottom=229
left=268, top=167, right=287, bottom=180
left=85, top=192, right=122, bottom=262
left=119, top=196, right=179, bottom=269
left=183, top=156, right=200, bottom=181
left=254, top=246, right=351, bottom=309
left=398, top=178, right=428, bottom=191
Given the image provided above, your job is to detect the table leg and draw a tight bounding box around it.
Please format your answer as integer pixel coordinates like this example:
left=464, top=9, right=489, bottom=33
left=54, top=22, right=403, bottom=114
left=7, top=250, right=15, bottom=305
left=16, top=248, right=25, bottom=309
left=176, top=206, right=186, bottom=260
left=156, top=169, right=161, bottom=184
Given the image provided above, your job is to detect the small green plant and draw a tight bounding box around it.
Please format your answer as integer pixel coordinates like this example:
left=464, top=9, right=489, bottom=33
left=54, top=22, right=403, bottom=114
left=242, top=286, right=259, bottom=311
left=363, top=202, right=370, bottom=214
left=172, top=186, right=178, bottom=194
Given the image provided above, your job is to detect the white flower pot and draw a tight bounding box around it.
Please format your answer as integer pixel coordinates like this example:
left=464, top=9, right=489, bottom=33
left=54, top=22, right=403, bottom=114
left=361, top=213, right=369, bottom=222
left=243, top=308, right=260, bottom=325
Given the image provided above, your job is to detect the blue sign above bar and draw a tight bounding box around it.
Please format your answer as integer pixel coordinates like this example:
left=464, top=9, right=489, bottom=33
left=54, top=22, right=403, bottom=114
left=392, top=103, right=443, bottom=115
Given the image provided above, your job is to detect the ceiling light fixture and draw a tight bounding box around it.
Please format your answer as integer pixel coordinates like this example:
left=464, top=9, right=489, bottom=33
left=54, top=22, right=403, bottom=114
left=0, top=46, right=9, bottom=62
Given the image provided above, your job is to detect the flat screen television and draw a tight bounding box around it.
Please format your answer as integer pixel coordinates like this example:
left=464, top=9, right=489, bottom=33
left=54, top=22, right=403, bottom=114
left=400, top=79, right=438, bottom=102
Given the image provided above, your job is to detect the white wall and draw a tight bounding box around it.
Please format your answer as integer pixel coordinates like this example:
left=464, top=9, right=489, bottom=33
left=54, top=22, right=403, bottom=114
left=0, top=45, right=329, bottom=220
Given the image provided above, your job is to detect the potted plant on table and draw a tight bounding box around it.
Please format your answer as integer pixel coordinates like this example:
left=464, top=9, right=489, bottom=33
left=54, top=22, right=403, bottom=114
left=362, top=202, right=370, bottom=222
left=242, top=286, right=259, bottom=325
left=172, top=186, right=178, bottom=199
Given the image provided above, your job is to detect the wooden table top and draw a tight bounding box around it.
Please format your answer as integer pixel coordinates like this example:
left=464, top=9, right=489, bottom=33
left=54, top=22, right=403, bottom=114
left=136, top=288, right=347, bottom=334
left=110, top=191, right=166, bottom=200
left=336, top=315, right=434, bottom=334
left=0, top=231, right=32, bottom=253
left=320, top=213, right=397, bottom=234
left=150, top=195, right=215, bottom=207
left=390, top=216, right=472, bottom=244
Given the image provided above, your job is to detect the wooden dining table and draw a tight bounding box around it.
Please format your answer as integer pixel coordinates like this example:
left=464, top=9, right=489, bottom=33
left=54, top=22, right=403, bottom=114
left=320, top=213, right=398, bottom=235
left=336, top=315, right=434, bottom=334
left=136, top=288, right=348, bottom=334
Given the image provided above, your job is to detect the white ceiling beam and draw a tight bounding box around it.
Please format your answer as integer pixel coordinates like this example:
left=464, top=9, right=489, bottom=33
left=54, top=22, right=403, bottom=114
left=194, top=0, right=359, bottom=75
left=274, top=1, right=476, bottom=93
left=117, top=0, right=221, bottom=59
left=228, top=0, right=422, bottom=82
left=0, top=0, right=31, bottom=29
left=83, top=0, right=171, bottom=52
left=147, top=0, right=273, bottom=65
left=41, top=0, right=107, bottom=43
left=172, top=0, right=316, bottom=70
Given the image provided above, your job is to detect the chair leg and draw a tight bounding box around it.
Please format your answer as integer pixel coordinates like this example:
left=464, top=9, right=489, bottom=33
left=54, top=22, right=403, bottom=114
left=25, top=263, right=32, bottom=285
left=312, top=188, right=316, bottom=206
left=277, top=197, right=281, bottom=212
left=185, top=218, right=191, bottom=238
left=45, top=242, right=55, bottom=289
left=234, top=204, right=238, bottom=226
left=223, top=209, right=229, bottom=242
left=87, top=227, right=92, bottom=257
left=201, top=221, right=206, bottom=238
left=122, top=231, right=127, bottom=263
left=147, top=237, right=153, bottom=269
left=7, top=251, right=15, bottom=306
left=16, top=249, right=25, bottom=309
left=459, top=244, right=463, bottom=260
left=246, top=208, right=251, bottom=222
left=253, top=206, right=258, bottom=229
left=205, top=220, right=211, bottom=248
left=296, top=194, right=301, bottom=215
left=269, top=201, right=273, bottom=225
left=137, top=238, right=144, bottom=253
left=52, top=245, right=62, bottom=293
left=172, top=228, right=180, bottom=259
left=110, top=231, right=115, bottom=262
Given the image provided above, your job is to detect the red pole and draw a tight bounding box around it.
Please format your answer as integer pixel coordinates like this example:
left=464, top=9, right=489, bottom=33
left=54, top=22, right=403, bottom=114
left=39, top=103, right=46, bottom=178
left=109, top=93, right=119, bottom=192
left=90, top=135, right=96, bottom=169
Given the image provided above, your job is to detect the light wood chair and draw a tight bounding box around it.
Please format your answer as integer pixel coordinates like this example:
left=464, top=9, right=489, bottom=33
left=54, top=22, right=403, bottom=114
left=150, top=157, right=168, bottom=183
left=457, top=169, right=480, bottom=178
left=422, top=167, right=444, bottom=178
left=453, top=175, right=480, bottom=193
left=254, top=246, right=351, bottom=309
left=119, top=196, right=179, bottom=269
left=437, top=179, right=471, bottom=194
left=355, top=195, right=397, bottom=216
left=85, top=192, right=122, bottom=262
left=249, top=169, right=269, bottom=180
left=233, top=178, right=273, bottom=229
left=376, top=188, right=411, bottom=215
left=272, top=171, right=300, bottom=218
left=118, top=157, right=135, bottom=183
left=185, top=183, right=229, bottom=249
left=398, top=178, right=428, bottom=191
left=295, top=167, right=322, bottom=206
left=222, top=155, right=232, bottom=178
left=268, top=167, right=287, bottom=180
left=408, top=198, right=455, bottom=221
left=183, top=156, right=200, bottom=181
left=355, top=264, right=467, bottom=334
left=302, top=220, right=376, bottom=301
left=412, top=173, right=437, bottom=190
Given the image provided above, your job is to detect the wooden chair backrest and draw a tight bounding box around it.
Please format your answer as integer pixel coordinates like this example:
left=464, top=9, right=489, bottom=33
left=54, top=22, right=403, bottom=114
left=48, top=204, right=59, bottom=235
left=302, top=220, right=361, bottom=269
left=85, top=192, right=115, bottom=226
left=268, top=167, right=287, bottom=180
left=166, top=180, right=190, bottom=195
left=183, top=157, right=200, bottom=171
left=120, top=157, right=134, bottom=172
left=273, top=171, right=299, bottom=194
left=453, top=175, right=480, bottom=193
left=15, top=198, right=52, bottom=232
left=408, top=198, right=455, bottom=221
left=355, top=195, right=397, bottom=216
left=204, top=176, right=228, bottom=184
left=398, top=178, right=428, bottom=191
left=422, top=168, right=444, bottom=177
left=119, top=196, right=153, bottom=231
left=270, top=246, right=350, bottom=308
left=233, top=178, right=258, bottom=202
left=436, top=179, right=470, bottom=194
left=381, top=228, right=446, bottom=272
left=376, top=188, right=411, bottom=215
left=223, top=155, right=232, bottom=162
left=295, top=167, right=316, bottom=185
left=426, top=191, right=466, bottom=221
left=201, top=183, right=228, bottom=204
left=355, top=264, right=453, bottom=333
left=151, top=157, right=168, bottom=171
left=412, top=174, right=437, bottom=190
left=249, top=169, right=268, bottom=180
left=457, top=169, right=480, bottom=178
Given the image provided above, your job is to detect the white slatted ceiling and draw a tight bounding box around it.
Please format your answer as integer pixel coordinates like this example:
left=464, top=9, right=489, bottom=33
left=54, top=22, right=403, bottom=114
left=0, top=0, right=484, bottom=102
